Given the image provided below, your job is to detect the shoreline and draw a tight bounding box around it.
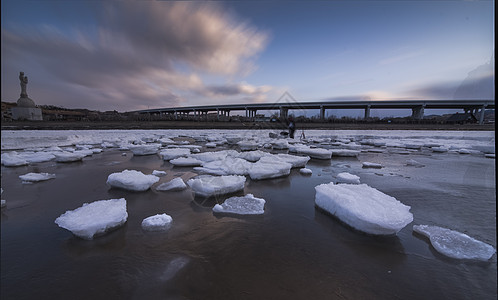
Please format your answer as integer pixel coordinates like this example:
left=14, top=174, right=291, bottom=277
left=1, top=120, right=495, bottom=131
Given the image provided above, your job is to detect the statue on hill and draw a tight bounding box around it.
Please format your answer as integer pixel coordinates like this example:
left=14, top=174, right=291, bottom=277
left=19, top=71, right=28, bottom=98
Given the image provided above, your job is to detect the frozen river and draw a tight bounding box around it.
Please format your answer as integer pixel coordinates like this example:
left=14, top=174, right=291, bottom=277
left=1, top=129, right=496, bottom=299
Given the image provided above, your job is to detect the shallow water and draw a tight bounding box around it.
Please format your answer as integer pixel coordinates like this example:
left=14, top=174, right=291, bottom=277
left=1, top=140, right=496, bottom=299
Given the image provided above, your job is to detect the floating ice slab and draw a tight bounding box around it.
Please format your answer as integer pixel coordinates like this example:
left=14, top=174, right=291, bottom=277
left=1, top=152, right=28, bottom=167
left=160, top=148, right=191, bottom=161
left=299, top=168, right=312, bottom=175
left=413, top=225, right=496, bottom=261
left=248, top=160, right=292, bottom=180
left=190, top=150, right=238, bottom=162
left=213, top=194, right=265, bottom=215
left=19, top=172, right=56, bottom=183
left=107, top=170, right=159, bottom=191
left=362, top=162, right=383, bottom=169
left=406, top=159, right=425, bottom=167
left=156, top=178, right=187, bottom=191
left=21, top=152, right=56, bottom=163
left=272, top=140, right=289, bottom=150
left=129, top=144, right=160, bottom=156
left=187, top=175, right=246, bottom=197
left=194, top=157, right=252, bottom=176
left=315, top=183, right=413, bottom=235
left=54, top=152, right=85, bottom=162
left=259, top=154, right=310, bottom=168
left=55, top=198, right=128, bottom=240
left=331, top=149, right=360, bottom=157
left=236, top=150, right=269, bottom=162
left=152, top=170, right=167, bottom=177
left=238, top=140, right=259, bottom=151
left=337, top=172, right=360, bottom=184
left=294, top=145, right=332, bottom=159
left=141, top=213, right=173, bottom=231
left=170, top=157, right=203, bottom=167
left=205, top=142, right=217, bottom=148
left=432, top=146, right=448, bottom=153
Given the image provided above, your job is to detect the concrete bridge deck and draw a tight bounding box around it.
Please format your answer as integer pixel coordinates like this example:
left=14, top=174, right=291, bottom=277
left=131, top=99, right=495, bottom=124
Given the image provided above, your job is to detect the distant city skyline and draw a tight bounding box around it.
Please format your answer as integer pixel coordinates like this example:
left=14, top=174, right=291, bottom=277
left=1, top=0, right=494, bottom=116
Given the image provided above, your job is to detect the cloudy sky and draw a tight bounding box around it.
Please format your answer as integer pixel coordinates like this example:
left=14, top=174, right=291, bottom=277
left=1, top=0, right=494, bottom=114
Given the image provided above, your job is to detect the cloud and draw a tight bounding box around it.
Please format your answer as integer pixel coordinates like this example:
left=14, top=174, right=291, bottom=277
left=379, top=50, right=425, bottom=66
left=1, top=2, right=271, bottom=111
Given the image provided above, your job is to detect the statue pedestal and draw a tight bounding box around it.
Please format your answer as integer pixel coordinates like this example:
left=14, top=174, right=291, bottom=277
left=12, top=97, right=43, bottom=121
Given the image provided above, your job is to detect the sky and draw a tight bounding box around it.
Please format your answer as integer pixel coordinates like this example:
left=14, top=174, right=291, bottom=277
left=1, top=0, right=494, bottom=116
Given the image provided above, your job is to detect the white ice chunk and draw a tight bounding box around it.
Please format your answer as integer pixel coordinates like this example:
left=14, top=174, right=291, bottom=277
left=331, top=149, right=360, bottom=157
left=413, top=225, right=496, bottom=261
left=213, top=194, right=265, bottom=215
left=432, top=146, right=448, bottom=153
left=299, top=168, right=312, bottom=175
left=362, top=162, right=383, bottom=168
left=337, top=172, right=360, bottom=184
left=189, top=150, right=238, bottom=162
left=236, top=150, right=269, bottom=162
left=315, top=182, right=413, bottom=235
left=457, top=149, right=471, bottom=154
left=152, top=170, right=167, bottom=177
left=156, top=177, right=187, bottom=191
left=272, top=139, right=289, bottom=150
left=293, top=145, right=332, bottom=159
left=205, top=142, right=217, bottom=148
left=55, top=198, right=128, bottom=240
left=170, top=157, right=203, bottom=167
left=107, top=169, right=159, bottom=191
left=129, top=144, right=160, bottom=156
left=21, top=152, right=56, bottom=163
left=1, top=152, right=28, bottom=167
left=19, top=172, right=56, bottom=182
left=405, top=159, right=425, bottom=167
left=238, top=140, right=259, bottom=151
left=141, top=213, right=173, bottom=231
left=54, top=151, right=85, bottom=162
left=248, top=160, right=292, bottom=180
left=159, top=148, right=191, bottom=161
left=194, top=157, right=252, bottom=176
left=259, top=153, right=310, bottom=168
left=187, top=175, right=246, bottom=197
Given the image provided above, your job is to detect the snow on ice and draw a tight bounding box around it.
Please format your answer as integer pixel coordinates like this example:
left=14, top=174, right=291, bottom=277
left=248, top=160, right=292, bottom=180
left=187, top=175, right=246, bottom=197
left=213, top=194, right=265, bottom=215
left=19, top=172, right=56, bottom=183
left=55, top=198, right=128, bottom=240
left=141, top=214, right=173, bottom=231
left=129, top=144, right=161, bottom=156
left=315, top=182, right=413, bottom=235
left=413, top=225, right=496, bottom=261
left=336, top=172, right=360, bottom=184
left=54, top=152, right=86, bottom=162
left=156, top=178, right=187, bottom=191
left=159, top=148, right=191, bottom=161
left=107, top=169, right=160, bottom=191
left=169, top=157, right=203, bottom=167
left=152, top=170, right=167, bottom=176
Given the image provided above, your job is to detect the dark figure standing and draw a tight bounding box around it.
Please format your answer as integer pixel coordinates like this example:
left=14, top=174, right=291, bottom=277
left=288, top=117, right=296, bottom=139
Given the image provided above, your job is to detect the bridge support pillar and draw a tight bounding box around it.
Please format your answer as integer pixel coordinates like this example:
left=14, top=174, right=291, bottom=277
left=364, top=105, right=371, bottom=119
left=478, top=105, right=486, bottom=125
left=411, top=105, right=425, bottom=120
left=280, top=106, right=288, bottom=119
left=320, top=105, right=325, bottom=120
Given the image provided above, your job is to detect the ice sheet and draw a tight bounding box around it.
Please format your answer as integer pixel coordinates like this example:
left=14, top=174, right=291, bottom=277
left=187, top=175, right=246, bottom=197
left=55, top=198, right=128, bottom=240
left=213, top=194, right=265, bottom=215
left=19, top=172, right=56, bottom=182
left=107, top=169, right=160, bottom=191
left=336, top=172, right=360, bottom=184
left=413, top=225, right=496, bottom=261
left=141, top=213, right=173, bottom=231
left=156, top=178, right=187, bottom=191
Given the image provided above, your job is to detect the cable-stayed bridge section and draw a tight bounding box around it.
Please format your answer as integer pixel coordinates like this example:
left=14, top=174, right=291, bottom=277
left=132, top=99, right=495, bottom=124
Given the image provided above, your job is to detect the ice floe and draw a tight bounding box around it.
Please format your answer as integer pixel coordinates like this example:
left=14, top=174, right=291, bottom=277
left=141, top=213, right=173, bottom=231
left=238, top=140, right=259, bottom=151
left=156, top=178, right=187, bottom=191
left=159, top=148, right=191, bottom=161
left=170, top=157, right=203, bottom=167
left=336, top=172, right=360, bottom=184
left=187, top=175, right=246, bottom=197
left=194, top=157, right=252, bottom=176
left=1, top=152, right=28, bottom=167
left=315, top=182, right=413, bottom=235
left=362, top=162, right=383, bottom=169
left=413, top=225, right=496, bottom=261
left=54, top=152, right=86, bottom=162
left=129, top=144, right=160, bottom=156
left=213, top=194, right=265, bottom=215
left=107, top=170, right=159, bottom=191
left=19, top=172, right=56, bottom=183
left=55, top=198, right=128, bottom=240
left=272, top=140, right=289, bottom=150
left=248, top=160, right=292, bottom=180
left=152, top=170, right=167, bottom=176
left=291, top=145, right=332, bottom=159
left=260, top=153, right=310, bottom=168
left=432, top=146, right=449, bottom=153
left=299, top=168, right=312, bottom=175
left=235, top=150, right=269, bottom=162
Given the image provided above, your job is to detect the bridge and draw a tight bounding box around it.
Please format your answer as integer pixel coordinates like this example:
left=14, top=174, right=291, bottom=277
left=131, top=99, right=495, bottom=124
